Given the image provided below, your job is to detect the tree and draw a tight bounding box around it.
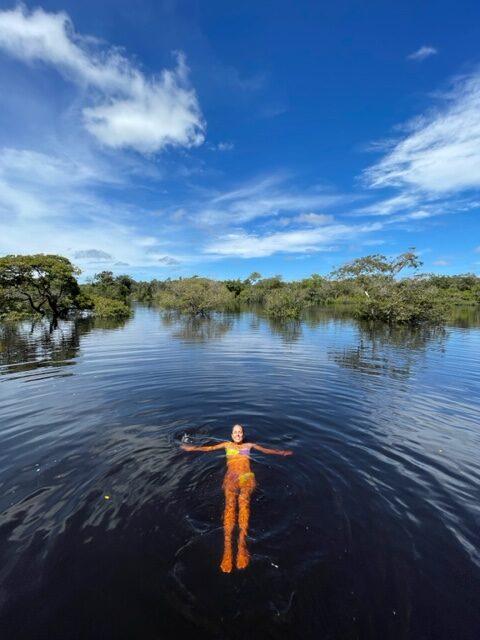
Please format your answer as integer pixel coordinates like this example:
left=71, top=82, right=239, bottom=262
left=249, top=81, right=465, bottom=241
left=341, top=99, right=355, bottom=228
left=156, top=277, right=234, bottom=316
left=331, top=250, right=445, bottom=325
left=331, top=249, right=422, bottom=295
left=0, top=254, right=84, bottom=320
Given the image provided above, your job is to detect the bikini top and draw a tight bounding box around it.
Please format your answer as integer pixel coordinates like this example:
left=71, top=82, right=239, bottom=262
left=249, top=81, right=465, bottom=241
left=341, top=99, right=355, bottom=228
left=226, top=445, right=250, bottom=458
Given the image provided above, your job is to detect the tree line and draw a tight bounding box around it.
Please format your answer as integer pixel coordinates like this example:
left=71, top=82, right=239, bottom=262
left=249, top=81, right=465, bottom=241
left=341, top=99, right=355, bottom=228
left=1, top=251, right=479, bottom=326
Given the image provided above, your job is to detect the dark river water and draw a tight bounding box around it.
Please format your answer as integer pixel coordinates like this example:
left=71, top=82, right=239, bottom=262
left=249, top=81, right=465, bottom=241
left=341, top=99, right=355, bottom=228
left=1, top=305, right=479, bottom=640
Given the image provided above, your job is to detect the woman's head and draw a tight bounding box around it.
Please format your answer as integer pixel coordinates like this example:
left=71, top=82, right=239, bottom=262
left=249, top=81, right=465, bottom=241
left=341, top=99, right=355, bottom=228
left=231, top=424, right=244, bottom=444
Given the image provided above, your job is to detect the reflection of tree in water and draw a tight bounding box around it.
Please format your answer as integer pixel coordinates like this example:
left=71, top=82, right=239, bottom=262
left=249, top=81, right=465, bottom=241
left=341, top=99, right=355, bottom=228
left=446, top=306, right=480, bottom=329
left=161, top=312, right=233, bottom=343
left=330, top=321, right=447, bottom=379
left=303, top=304, right=357, bottom=327
left=0, top=316, right=129, bottom=373
left=266, top=317, right=303, bottom=343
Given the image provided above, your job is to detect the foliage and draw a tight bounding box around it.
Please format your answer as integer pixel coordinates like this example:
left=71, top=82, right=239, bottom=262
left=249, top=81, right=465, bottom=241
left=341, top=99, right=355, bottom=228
left=156, top=277, right=234, bottom=316
left=90, top=295, right=132, bottom=319
left=238, top=275, right=284, bottom=304
left=330, top=249, right=446, bottom=325
left=428, top=274, right=480, bottom=305
left=0, top=254, right=86, bottom=319
left=83, top=271, right=135, bottom=303
left=298, top=274, right=334, bottom=304
left=355, top=278, right=446, bottom=325
left=264, top=286, right=308, bottom=319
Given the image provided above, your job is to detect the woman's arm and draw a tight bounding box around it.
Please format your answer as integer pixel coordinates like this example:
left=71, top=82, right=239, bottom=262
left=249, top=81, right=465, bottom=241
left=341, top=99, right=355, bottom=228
left=181, top=442, right=226, bottom=452
left=251, top=443, right=293, bottom=456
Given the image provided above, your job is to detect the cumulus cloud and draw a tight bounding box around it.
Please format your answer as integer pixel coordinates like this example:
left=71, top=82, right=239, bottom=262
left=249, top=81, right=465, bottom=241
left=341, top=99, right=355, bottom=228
left=364, top=71, right=480, bottom=194
left=0, top=6, right=205, bottom=153
left=407, top=46, right=438, bottom=62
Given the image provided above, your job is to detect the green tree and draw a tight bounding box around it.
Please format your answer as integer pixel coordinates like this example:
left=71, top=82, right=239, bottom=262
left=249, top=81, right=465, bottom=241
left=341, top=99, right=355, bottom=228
left=264, top=286, right=308, bottom=319
left=331, top=250, right=445, bottom=325
left=0, top=254, right=85, bottom=320
left=156, top=277, right=234, bottom=316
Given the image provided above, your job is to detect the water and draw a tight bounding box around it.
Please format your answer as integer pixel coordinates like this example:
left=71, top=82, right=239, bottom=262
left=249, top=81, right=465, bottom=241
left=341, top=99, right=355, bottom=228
left=1, top=306, right=479, bottom=639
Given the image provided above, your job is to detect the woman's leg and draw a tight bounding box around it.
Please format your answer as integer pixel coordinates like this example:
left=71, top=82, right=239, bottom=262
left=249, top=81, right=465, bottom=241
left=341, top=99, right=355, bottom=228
left=220, top=487, right=237, bottom=573
left=236, top=476, right=256, bottom=569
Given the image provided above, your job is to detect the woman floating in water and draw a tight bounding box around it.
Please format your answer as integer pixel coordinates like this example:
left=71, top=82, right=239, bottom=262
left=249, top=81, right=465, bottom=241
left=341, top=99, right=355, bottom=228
left=181, top=424, right=292, bottom=573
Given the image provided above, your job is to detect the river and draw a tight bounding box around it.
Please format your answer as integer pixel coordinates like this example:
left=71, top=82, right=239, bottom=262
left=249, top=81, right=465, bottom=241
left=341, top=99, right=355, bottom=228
left=1, top=305, right=479, bottom=639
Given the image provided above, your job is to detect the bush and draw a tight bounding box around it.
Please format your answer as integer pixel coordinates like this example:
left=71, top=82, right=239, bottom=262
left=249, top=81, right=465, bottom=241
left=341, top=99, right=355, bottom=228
left=91, top=296, right=132, bottom=319
left=264, top=287, right=308, bottom=319
left=355, top=279, right=446, bottom=325
left=155, top=278, right=234, bottom=316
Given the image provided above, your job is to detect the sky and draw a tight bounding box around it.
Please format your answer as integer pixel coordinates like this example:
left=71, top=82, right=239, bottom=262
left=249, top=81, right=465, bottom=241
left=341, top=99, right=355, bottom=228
left=0, top=1, right=479, bottom=281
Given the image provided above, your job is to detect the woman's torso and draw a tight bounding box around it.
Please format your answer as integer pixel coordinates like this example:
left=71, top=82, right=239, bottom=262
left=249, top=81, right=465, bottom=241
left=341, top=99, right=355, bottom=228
left=224, top=442, right=252, bottom=475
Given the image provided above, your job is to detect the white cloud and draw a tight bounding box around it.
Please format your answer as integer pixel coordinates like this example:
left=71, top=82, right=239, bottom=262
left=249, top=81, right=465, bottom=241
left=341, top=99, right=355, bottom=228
left=296, top=212, right=335, bottom=225
left=0, top=146, right=182, bottom=273
left=355, top=193, right=421, bottom=216
left=432, top=259, right=449, bottom=266
left=406, top=210, right=432, bottom=220
left=0, top=6, right=205, bottom=153
left=217, top=141, right=234, bottom=151
left=407, top=46, right=438, bottom=62
left=193, top=176, right=346, bottom=226
left=364, top=71, right=480, bottom=194
left=204, top=223, right=382, bottom=258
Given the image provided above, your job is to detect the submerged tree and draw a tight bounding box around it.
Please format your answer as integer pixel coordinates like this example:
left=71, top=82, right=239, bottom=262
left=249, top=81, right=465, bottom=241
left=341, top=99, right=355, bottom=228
left=0, top=254, right=86, bottom=320
left=156, top=277, right=234, bottom=316
left=331, top=250, right=445, bottom=325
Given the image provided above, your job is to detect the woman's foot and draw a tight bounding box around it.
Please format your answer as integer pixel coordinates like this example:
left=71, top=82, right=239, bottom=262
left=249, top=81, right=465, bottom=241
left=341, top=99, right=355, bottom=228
left=220, top=554, right=233, bottom=573
left=220, top=547, right=233, bottom=573
left=236, top=545, right=250, bottom=570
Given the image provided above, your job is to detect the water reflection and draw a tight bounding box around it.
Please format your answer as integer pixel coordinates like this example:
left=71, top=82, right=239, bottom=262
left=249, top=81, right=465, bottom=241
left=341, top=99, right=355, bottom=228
left=266, top=318, right=303, bottom=343
left=160, top=312, right=233, bottom=343
left=447, top=305, right=480, bottom=328
left=0, top=316, right=130, bottom=375
left=329, top=322, right=447, bottom=378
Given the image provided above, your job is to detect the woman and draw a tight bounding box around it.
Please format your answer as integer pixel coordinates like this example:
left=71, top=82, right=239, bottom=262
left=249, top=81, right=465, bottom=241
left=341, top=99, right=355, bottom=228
left=181, top=423, right=293, bottom=573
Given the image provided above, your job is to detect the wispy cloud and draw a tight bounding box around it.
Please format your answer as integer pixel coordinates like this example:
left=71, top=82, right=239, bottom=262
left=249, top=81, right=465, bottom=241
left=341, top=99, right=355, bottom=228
left=407, top=46, right=438, bottom=62
left=204, top=222, right=382, bottom=259
left=364, top=70, right=480, bottom=194
left=0, top=146, right=183, bottom=273
left=191, top=175, right=347, bottom=227
left=0, top=6, right=205, bottom=153
left=216, top=141, right=234, bottom=151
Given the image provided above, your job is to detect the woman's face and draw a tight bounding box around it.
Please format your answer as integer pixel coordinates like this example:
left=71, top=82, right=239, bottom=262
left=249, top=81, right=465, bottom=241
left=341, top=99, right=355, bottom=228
left=231, top=425, right=244, bottom=444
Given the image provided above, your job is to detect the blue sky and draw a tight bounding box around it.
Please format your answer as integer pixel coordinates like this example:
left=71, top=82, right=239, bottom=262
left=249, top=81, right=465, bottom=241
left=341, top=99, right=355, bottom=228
left=0, top=1, right=479, bottom=281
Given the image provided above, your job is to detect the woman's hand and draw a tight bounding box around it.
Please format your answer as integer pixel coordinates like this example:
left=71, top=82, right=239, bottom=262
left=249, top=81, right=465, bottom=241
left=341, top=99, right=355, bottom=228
left=282, top=450, right=293, bottom=456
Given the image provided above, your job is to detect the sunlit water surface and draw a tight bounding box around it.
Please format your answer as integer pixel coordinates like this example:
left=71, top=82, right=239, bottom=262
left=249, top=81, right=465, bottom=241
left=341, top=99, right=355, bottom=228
left=1, top=306, right=479, bottom=639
